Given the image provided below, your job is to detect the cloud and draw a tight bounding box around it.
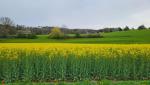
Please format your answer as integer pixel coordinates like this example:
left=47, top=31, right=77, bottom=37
left=0, top=0, right=150, bottom=29
left=130, top=9, right=150, bottom=26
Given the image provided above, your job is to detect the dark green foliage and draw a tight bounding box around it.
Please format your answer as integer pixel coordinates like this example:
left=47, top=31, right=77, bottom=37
left=73, top=33, right=102, bottom=38
left=84, top=33, right=102, bottom=38
left=123, top=26, right=130, bottom=31
left=75, top=33, right=81, bottom=38
left=71, top=33, right=102, bottom=38
left=26, top=34, right=37, bottom=39
left=16, top=34, right=37, bottom=39
left=138, top=25, right=146, bottom=30
left=118, top=27, right=122, bottom=31
left=16, top=34, right=27, bottom=38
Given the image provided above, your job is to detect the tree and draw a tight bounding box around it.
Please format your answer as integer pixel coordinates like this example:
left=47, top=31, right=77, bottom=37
left=117, top=27, right=122, bottom=31
left=124, top=26, right=130, bottom=31
left=138, top=25, right=146, bottom=30
left=0, top=17, right=14, bottom=26
left=0, top=17, right=15, bottom=37
left=49, top=27, right=64, bottom=39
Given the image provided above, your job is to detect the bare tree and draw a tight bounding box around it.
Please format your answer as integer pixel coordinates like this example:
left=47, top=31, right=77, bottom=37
left=0, top=17, right=15, bottom=37
left=0, top=17, right=14, bottom=26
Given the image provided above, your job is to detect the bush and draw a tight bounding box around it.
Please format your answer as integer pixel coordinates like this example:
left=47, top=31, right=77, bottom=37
left=16, top=34, right=37, bottom=39
left=0, top=35, right=8, bottom=38
left=82, top=33, right=102, bottom=38
left=75, top=33, right=81, bottom=38
left=49, top=27, right=65, bottom=39
left=87, top=33, right=101, bottom=38
left=26, top=34, right=37, bottom=39
left=63, top=33, right=102, bottom=39
left=16, top=34, right=26, bottom=38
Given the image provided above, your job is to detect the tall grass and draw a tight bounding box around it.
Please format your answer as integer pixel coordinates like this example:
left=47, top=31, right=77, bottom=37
left=0, top=44, right=150, bottom=83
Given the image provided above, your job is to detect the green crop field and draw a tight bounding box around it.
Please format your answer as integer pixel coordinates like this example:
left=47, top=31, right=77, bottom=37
left=0, top=30, right=150, bottom=43
left=3, top=80, right=150, bottom=85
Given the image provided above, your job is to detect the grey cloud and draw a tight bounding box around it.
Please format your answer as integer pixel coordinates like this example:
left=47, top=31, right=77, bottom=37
left=0, top=0, right=150, bottom=29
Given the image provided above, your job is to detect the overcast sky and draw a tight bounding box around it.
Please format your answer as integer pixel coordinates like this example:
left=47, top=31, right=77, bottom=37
left=0, top=0, right=150, bottom=29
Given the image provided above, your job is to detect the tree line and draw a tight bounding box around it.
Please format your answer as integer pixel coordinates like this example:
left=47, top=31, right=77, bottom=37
left=0, top=17, right=149, bottom=38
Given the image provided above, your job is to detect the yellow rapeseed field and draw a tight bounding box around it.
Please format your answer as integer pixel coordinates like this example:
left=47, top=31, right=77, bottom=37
left=0, top=43, right=150, bottom=82
left=0, top=43, right=150, bottom=59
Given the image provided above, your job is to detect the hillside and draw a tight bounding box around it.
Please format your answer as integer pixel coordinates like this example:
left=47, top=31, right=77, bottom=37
left=101, top=29, right=150, bottom=44
left=0, top=30, right=150, bottom=44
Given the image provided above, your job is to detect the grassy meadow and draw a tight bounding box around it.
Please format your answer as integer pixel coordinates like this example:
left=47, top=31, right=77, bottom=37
left=0, top=30, right=150, bottom=44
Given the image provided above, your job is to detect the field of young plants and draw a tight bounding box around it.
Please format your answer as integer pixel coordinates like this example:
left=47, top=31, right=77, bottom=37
left=0, top=43, right=150, bottom=83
